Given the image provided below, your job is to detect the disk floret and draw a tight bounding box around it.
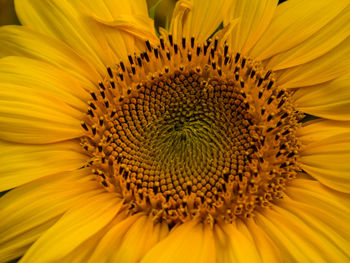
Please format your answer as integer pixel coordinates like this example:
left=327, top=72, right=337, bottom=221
left=80, top=35, right=302, bottom=224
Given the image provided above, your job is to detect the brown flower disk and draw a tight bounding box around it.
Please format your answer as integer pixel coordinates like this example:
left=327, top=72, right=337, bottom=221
left=80, top=35, right=302, bottom=225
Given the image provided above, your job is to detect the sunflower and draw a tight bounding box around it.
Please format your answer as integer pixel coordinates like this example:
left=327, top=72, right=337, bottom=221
left=0, top=0, right=349, bottom=262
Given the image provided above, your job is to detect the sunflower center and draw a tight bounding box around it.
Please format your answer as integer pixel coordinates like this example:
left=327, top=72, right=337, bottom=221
left=81, top=35, right=302, bottom=224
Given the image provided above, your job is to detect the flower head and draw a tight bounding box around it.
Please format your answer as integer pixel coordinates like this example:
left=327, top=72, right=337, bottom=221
left=0, top=0, right=349, bottom=262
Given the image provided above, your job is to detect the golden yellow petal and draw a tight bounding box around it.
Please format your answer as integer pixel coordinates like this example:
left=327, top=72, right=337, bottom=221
left=250, top=0, right=349, bottom=60
left=61, top=211, right=132, bottom=262
left=87, top=214, right=168, bottom=263
left=0, top=218, right=57, bottom=263
left=20, top=192, right=123, bottom=263
left=299, top=120, right=350, bottom=193
left=71, top=0, right=158, bottom=60
left=169, top=0, right=193, bottom=43
left=107, top=217, right=168, bottom=263
left=0, top=26, right=101, bottom=81
left=256, top=209, right=323, bottom=262
left=293, top=74, right=350, bottom=120
left=141, top=220, right=215, bottom=263
left=0, top=169, right=101, bottom=262
left=0, top=56, right=92, bottom=113
left=212, top=223, right=231, bottom=263
left=215, top=221, right=261, bottom=263
left=14, top=0, right=115, bottom=69
left=246, top=219, right=282, bottom=263
left=297, top=119, right=350, bottom=144
left=0, top=84, right=84, bottom=144
left=0, top=56, right=88, bottom=144
left=287, top=179, right=350, bottom=225
left=277, top=36, right=350, bottom=88
left=87, top=214, right=142, bottom=262
left=0, top=140, right=87, bottom=191
left=258, top=200, right=349, bottom=262
left=60, top=226, right=107, bottom=263
left=268, top=6, right=350, bottom=70
left=224, top=0, right=278, bottom=54
left=283, top=192, right=350, bottom=260
left=170, top=0, right=227, bottom=44
left=72, top=0, right=150, bottom=21
left=75, top=0, right=158, bottom=41
left=282, top=179, right=350, bottom=260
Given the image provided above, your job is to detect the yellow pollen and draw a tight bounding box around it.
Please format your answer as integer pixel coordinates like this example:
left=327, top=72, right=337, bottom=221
left=80, top=35, right=302, bottom=224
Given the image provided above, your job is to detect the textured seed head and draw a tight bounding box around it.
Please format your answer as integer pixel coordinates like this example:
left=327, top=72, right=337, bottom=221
left=80, top=35, right=302, bottom=224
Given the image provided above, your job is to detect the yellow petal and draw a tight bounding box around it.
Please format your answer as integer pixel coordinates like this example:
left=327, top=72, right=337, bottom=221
left=283, top=186, right=350, bottom=260
left=169, top=0, right=193, bottom=43
left=170, top=0, right=227, bottom=44
left=275, top=182, right=350, bottom=262
left=224, top=0, right=278, bottom=54
left=298, top=120, right=350, bottom=193
left=72, top=0, right=149, bottom=21
left=60, top=226, right=108, bottom=263
left=287, top=179, right=350, bottom=225
left=141, top=220, right=215, bottom=263
left=277, top=36, right=350, bottom=88
left=20, top=192, right=123, bottom=263
left=0, top=218, right=57, bottom=263
left=61, top=212, right=132, bottom=262
left=75, top=0, right=158, bottom=43
left=256, top=208, right=323, bottom=262
left=293, top=73, right=350, bottom=120
left=70, top=0, right=158, bottom=61
left=88, top=214, right=168, bottom=263
left=246, top=219, right=282, bottom=263
left=268, top=6, right=350, bottom=70
left=0, top=26, right=101, bottom=82
left=0, top=169, right=101, bottom=262
left=297, top=119, right=350, bottom=144
left=0, top=140, right=87, bottom=191
left=258, top=201, right=349, bottom=262
left=250, top=0, right=349, bottom=60
left=0, top=56, right=92, bottom=113
left=108, top=217, right=169, bottom=263
left=212, top=223, right=231, bottom=263
left=14, top=0, right=115, bottom=69
left=86, top=214, right=141, bottom=262
left=216, top=220, right=261, bottom=263
left=0, top=81, right=84, bottom=144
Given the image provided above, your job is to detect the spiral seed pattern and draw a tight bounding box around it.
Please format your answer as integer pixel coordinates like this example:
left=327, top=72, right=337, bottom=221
left=80, top=35, right=302, bottom=224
